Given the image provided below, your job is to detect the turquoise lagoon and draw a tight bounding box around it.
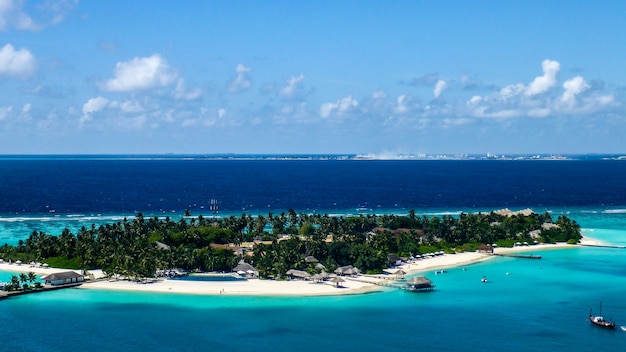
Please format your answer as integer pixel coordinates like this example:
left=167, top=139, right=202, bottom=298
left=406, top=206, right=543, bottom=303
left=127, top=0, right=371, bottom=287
left=1, top=208, right=626, bottom=352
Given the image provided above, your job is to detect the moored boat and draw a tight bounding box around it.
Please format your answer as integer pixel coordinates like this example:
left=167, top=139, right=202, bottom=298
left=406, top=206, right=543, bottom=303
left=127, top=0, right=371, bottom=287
left=589, top=303, right=616, bottom=329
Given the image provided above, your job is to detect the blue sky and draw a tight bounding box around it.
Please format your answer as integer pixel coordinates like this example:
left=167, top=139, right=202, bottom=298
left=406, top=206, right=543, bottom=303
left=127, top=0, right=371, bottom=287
left=1, top=1, right=625, bottom=155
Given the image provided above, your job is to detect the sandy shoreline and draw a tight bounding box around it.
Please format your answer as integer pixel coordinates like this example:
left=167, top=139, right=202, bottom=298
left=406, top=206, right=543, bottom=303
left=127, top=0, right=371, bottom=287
left=0, top=240, right=593, bottom=297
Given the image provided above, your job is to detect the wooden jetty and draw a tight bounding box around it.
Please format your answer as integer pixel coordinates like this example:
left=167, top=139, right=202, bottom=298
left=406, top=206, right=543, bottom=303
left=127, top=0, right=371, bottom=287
left=347, top=275, right=435, bottom=291
left=580, top=244, right=626, bottom=249
left=0, top=282, right=82, bottom=301
left=494, top=253, right=542, bottom=259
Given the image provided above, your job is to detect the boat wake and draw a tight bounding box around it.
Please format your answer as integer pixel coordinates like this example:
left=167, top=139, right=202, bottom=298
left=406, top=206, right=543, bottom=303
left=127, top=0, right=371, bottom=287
left=620, top=326, right=626, bottom=332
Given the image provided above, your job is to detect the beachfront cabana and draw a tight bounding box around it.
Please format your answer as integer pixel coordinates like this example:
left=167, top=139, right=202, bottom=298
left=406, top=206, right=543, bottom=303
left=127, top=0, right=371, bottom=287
left=330, top=276, right=345, bottom=287
left=315, top=263, right=326, bottom=271
left=233, top=261, right=257, bottom=277
left=311, top=271, right=329, bottom=283
left=477, top=244, right=494, bottom=254
left=334, top=265, right=360, bottom=276
left=42, top=271, right=84, bottom=286
left=286, top=269, right=311, bottom=280
left=394, top=269, right=406, bottom=279
left=405, top=276, right=434, bottom=292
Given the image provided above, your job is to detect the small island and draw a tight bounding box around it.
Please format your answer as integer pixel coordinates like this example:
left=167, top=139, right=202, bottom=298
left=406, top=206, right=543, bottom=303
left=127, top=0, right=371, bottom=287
left=1, top=208, right=581, bottom=292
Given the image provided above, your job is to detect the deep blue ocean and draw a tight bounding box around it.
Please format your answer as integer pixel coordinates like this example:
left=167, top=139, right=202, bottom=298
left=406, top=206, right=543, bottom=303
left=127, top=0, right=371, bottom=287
left=1, top=157, right=626, bottom=351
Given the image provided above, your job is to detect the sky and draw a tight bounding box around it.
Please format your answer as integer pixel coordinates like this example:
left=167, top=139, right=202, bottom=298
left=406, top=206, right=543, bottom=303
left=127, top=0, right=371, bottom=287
left=1, top=0, right=626, bottom=155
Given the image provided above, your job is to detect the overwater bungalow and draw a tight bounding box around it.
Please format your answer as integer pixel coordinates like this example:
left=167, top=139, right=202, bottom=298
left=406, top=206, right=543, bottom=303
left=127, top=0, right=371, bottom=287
left=405, top=276, right=435, bottom=292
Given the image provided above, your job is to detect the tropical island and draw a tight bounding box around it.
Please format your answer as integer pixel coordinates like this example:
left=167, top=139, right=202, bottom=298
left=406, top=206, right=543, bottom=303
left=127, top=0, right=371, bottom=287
left=1, top=208, right=581, bottom=289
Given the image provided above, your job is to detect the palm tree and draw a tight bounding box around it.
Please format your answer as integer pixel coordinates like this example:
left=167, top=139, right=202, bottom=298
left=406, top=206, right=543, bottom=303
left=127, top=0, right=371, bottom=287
left=10, top=275, right=20, bottom=291
left=19, top=273, right=29, bottom=289
left=27, top=271, right=37, bottom=285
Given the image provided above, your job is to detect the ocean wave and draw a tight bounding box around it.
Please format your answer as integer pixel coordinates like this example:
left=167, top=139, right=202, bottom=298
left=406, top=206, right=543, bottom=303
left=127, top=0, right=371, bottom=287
left=422, top=211, right=464, bottom=216
left=602, top=209, right=626, bottom=214
left=0, top=215, right=135, bottom=223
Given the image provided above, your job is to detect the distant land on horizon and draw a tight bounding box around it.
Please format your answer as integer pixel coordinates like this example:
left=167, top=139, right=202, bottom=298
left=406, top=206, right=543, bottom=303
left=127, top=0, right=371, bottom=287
left=0, top=153, right=625, bottom=161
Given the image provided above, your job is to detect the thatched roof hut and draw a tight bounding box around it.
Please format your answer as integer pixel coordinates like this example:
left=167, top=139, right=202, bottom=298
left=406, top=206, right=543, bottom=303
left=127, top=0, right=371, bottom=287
left=330, top=276, right=345, bottom=287
left=394, top=269, right=406, bottom=279
left=286, top=269, right=311, bottom=280
left=334, top=265, right=360, bottom=276
left=405, top=276, right=434, bottom=291
left=311, top=271, right=329, bottom=283
left=304, top=255, right=319, bottom=263
left=233, top=261, right=256, bottom=273
left=315, top=263, right=327, bottom=270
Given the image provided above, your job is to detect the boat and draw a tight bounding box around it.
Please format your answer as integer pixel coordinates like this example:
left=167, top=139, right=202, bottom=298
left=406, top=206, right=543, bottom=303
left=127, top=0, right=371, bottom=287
left=481, top=276, right=488, bottom=283
left=589, top=303, right=616, bottom=329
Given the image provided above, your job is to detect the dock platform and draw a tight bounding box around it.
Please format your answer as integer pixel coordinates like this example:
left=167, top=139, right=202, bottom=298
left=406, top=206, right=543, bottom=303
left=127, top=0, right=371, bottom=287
left=494, top=253, right=542, bottom=259
left=0, top=283, right=82, bottom=301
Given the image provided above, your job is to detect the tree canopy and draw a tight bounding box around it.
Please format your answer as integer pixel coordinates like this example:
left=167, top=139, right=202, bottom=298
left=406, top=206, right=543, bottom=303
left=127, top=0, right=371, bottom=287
left=0, top=210, right=581, bottom=279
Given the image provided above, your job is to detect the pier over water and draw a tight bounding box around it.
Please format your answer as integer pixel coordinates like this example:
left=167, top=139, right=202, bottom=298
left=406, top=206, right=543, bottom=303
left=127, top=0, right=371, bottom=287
left=0, top=282, right=82, bottom=301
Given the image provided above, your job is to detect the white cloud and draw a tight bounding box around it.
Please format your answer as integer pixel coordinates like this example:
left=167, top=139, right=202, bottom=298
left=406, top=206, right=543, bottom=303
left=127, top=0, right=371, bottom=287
left=433, top=80, right=448, bottom=98
left=100, top=54, right=178, bottom=92
left=561, top=76, right=589, bottom=106
left=280, top=73, right=305, bottom=98
left=469, top=106, right=520, bottom=119
left=465, top=59, right=567, bottom=119
left=21, top=103, right=31, bottom=113
left=0, top=43, right=36, bottom=76
left=0, top=105, right=12, bottom=121
left=174, top=79, right=202, bottom=100
left=41, top=0, right=79, bottom=25
left=500, top=83, right=526, bottom=100
left=526, top=59, right=560, bottom=96
left=228, top=64, right=251, bottom=93
left=468, top=96, right=482, bottom=105
left=320, top=96, right=358, bottom=118
left=528, top=108, right=551, bottom=118
left=0, top=0, right=77, bottom=31
left=109, top=100, right=144, bottom=113
left=464, top=57, right=618, bottom=120
left=0, top=0, right=38, bottom=30
left=371, top=90, right=387, bottom=100
left=82, top=96, right=149, bottom=120
left=82, top=97, right=109, bottom=115
left=394, top=95, right=409, bottom=114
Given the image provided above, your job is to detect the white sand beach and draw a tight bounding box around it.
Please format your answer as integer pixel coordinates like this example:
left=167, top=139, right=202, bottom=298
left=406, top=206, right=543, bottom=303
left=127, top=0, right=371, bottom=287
left=0, top=240, right=590, bottom=297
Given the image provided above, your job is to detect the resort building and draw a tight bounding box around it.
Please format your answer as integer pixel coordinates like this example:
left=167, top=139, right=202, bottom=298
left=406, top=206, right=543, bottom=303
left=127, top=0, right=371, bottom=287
left=41, top=271, right=84, bottom=286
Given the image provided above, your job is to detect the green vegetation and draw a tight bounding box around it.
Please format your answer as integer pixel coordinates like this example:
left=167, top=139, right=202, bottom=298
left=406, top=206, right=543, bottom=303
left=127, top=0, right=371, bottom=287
left=0, top=210, right=581, bottom=280
left=3, top=271, right=40, bottom=292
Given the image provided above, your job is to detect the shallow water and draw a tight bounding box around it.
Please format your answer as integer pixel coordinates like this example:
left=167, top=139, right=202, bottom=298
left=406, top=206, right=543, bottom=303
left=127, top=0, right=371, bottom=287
left=2, top=217, right=626, bottom=352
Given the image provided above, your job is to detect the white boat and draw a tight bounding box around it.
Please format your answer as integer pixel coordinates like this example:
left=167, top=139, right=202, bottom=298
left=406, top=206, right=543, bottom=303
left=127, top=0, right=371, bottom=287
left=589, top=303, right=615, bottom=329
